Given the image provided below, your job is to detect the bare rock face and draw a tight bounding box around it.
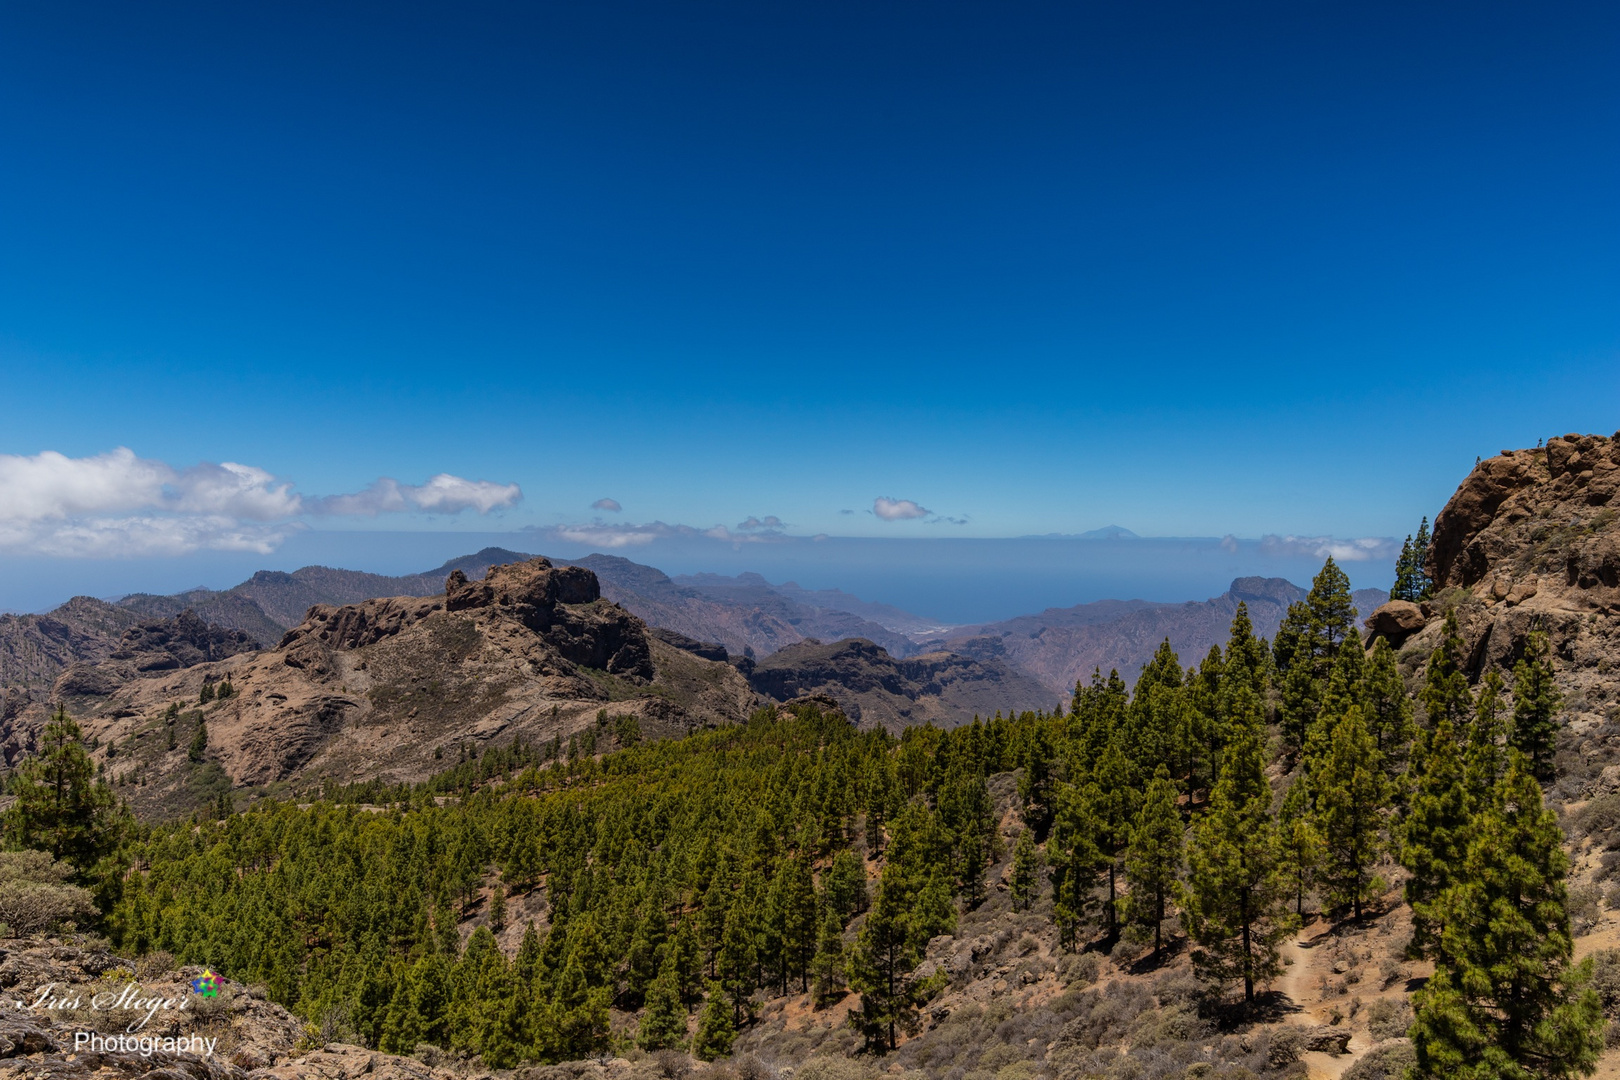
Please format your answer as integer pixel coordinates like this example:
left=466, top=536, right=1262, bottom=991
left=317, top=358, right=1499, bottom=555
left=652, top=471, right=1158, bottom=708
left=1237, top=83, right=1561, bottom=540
left=1388, top=434, right=1620, bottom=796
left=109, top=611, right=259, bottom=671
left=1429, top=434, right=1620, bottom=605
left=445, top=560, right=651, bottom=679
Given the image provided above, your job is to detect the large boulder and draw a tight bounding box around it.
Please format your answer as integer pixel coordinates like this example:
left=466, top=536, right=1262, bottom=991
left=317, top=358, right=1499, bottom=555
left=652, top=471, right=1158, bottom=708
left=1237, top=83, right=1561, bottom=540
left=1366, top=600, right=1426, bottom=641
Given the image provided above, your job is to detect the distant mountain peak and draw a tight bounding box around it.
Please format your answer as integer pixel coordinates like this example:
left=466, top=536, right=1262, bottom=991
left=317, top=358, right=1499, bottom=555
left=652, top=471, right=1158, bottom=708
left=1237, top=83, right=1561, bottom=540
left=1078, top=525, right=1139, bottom=539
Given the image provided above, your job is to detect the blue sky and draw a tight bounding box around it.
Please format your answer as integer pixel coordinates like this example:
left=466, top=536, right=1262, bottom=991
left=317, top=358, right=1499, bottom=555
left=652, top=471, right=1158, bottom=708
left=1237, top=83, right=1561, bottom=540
left=0, top=1, right=1616, bottom=610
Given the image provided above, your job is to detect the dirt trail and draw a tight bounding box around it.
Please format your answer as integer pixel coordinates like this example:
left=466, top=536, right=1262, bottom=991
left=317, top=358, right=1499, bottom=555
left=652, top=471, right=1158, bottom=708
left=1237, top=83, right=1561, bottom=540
left=1278, top=922, right=1369, bottom=1080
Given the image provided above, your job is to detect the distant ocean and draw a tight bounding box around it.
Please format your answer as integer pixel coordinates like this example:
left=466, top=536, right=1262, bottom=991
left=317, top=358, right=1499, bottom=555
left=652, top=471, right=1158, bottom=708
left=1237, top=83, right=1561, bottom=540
left=1, top=529, right=1397, bottom=624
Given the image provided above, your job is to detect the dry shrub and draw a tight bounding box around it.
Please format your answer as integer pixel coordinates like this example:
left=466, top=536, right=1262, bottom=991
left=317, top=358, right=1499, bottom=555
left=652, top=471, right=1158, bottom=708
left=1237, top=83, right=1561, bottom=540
left=1571, top=795, right=1620, bottom=847
left=0, top=851, right=95, bottom=934
left=1364, top=997, right=1413, bottom=1042
left=1341, top=1041, right=1415, bottom=1080
left=1592, top=950, right=1620, bottom=1018
left=792, top=1058, right=879, bottom=1080
left=135, top=950, right=177, bottom=979
left=1569, top=884, right=1602, bottom=935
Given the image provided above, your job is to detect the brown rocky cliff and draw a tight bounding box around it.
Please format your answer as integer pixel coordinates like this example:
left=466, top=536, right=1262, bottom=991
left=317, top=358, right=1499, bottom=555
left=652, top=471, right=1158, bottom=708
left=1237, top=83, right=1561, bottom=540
left=1369, top=432, right=1620, bottom=799
left=1428, top=432, right=1620, bottom=604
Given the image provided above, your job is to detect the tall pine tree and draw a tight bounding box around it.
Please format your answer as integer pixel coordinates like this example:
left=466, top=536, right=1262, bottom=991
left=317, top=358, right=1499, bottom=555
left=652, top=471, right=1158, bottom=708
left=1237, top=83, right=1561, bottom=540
left=1410, top=754, right=1604, bottom=1078
left=1511, top=625, right=1562, bottom=782
left=1124, top=765, right=1185, bottom=957
left=1183, top=689, right=1294, bottom=1003
left=1399, top=717, right=1472, bottom=962
left=1310, top=705, right=1391, bottom=920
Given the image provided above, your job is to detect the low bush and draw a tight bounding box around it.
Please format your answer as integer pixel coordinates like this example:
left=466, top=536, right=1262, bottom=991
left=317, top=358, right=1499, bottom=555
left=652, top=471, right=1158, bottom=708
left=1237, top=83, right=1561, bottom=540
left=0, top=851, right=96, bottom=934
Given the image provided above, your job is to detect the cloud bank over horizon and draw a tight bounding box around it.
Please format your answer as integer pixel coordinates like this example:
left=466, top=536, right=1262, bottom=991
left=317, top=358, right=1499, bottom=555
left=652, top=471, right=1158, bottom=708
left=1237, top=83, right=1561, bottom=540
left=0, top=448, right=522, bottom=557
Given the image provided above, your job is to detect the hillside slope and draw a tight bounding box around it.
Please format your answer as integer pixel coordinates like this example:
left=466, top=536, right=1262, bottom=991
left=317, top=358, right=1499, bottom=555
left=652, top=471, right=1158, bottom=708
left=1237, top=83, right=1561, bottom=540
left=742, top=637, right=1058, bottom=730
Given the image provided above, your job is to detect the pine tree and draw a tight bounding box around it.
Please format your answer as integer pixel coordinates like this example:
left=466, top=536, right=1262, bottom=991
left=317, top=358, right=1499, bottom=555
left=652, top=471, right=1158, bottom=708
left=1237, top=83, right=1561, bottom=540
left=1413, top=516, right=1434, bottom=601
left=1048, top=775, right=1103, bottom=950
left=1278, top=662, right=1321, bottom=765
left=1010, top=829, right=1041, bottom=912
left=1276, top=559, right=1358, bottom=760
left=1511, top=626, right=1562, bottom=781
left=4, top=707, right=125, bottom=880
left=822, top=848, right=868, bottom=923
left=1124, top=765, right=1184, bottom=957
left=1422, top=612, right=1473, bottom=731
left=636, top=953, right=689, bottom=1051
left=1277, top=778, right=1323, bottom=919
left=767, top=854, right=818, bottom=992
left=1088, top=737, right=1139, bottom=943
left=1465, top=668, right=1508, bottom=792
left=1310, top=706, right=1391, bottom=920
left=1186, top=645, right=1225, bottom=803
left=1016, top=720, right=1057, bottom=840
left=716, top=903, right=757, bottom=1026
left=1391, top=521, right=1435, bottom=603
left=488, top=884, right=506, bottom=933
left=1362, top=636, right=1415, bottom=778
left=1399, top=718, right=1472, bottom=961
left=1127, top=640, right=1190, bottom=784
left=810, top=907, right=848, bottom=1005
left=551, top=951, right=611, bottom=1059
left=1391, top=534, right=1421, bottom=602
left=847, top=862, right=917, bottom=1051
left=691, top=982, right=737, bottom=1061
left=1222, top=602, right=1270, bottom=698
left=188, top=717, right=209, bottom=762
left=1183, top=692, right=1294, bottom=1003
left=1409, top=755, right=1605, bottom=1078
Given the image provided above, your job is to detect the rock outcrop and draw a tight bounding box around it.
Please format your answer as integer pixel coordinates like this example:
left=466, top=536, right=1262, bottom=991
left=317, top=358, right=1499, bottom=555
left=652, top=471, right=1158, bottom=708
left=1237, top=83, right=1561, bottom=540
left=1370, top=433, right=1620, bottom=799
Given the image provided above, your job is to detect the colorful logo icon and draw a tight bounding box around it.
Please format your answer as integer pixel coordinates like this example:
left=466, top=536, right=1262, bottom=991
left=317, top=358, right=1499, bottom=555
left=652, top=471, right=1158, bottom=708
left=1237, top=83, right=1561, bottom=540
left=191, top=969, right=219, bottom=998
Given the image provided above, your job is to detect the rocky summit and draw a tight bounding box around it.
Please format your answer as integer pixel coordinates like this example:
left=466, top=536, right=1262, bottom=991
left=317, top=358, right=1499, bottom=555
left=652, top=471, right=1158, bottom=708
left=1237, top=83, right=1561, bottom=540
left=1366, top=432, right=1620, bottom=799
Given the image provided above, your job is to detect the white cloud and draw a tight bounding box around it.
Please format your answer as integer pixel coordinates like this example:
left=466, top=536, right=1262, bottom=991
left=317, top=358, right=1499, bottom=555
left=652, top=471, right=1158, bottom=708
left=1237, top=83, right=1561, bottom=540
left=1257, top=534, right=1399, bottom=562
left=405, top=474, right=522, bottom=514
left=592, top=497, right=622, bottom=512
left=531, top=518, right=793, bottom=549
left=0, top=448, right=174, bottom=522
left=311, top=474, right=522, bottom=516
left=0, top=447, right=522, bottom=557
left=873, top=496, right=929, bottom=521
left=172, top=461, right=303, bottom=520
left=31, top=516, right=296, bottom=558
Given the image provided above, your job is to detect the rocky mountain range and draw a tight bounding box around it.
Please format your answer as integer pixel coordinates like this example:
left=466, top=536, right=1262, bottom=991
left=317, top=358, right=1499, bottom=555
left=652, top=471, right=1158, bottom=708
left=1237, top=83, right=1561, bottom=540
left=0, top=544, right=1396, bottom=767
left=27, top=558, right=758, bottom=817
left=931, top=578, right=1388, bottom=695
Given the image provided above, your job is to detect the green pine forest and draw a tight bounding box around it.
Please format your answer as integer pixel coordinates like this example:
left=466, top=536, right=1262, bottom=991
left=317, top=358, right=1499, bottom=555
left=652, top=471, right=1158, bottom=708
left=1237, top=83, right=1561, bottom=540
left=3, top=554, right=1607, bottom=1077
